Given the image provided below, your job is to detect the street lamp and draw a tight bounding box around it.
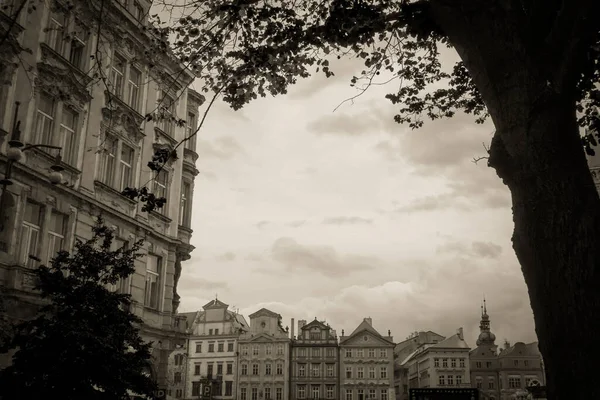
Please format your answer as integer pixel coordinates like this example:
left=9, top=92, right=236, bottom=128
left=0, top=101, right=64, bottom=232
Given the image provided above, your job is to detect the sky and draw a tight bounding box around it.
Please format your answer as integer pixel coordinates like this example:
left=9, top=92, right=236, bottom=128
left=178, top=46, right=537, bottom=348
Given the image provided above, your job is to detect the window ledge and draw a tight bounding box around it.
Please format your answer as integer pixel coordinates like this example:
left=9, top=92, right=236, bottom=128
left=39, top=43, right=91, bottom=83
left=149, top=209, right=172, bottom=223
left=29, top=147, right=82, bottom=176
left=94, top=180, right=138, bottom=205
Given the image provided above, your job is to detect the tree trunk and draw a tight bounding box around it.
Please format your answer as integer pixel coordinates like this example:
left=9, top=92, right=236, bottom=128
left=428, top=1, right=600, bottom=399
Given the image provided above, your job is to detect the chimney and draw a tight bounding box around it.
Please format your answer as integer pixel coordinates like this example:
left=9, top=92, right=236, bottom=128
left=342, top=329, right=345, bottom=337
left=388, top=330, right=391, bottom=337
left=457, top=327, right=464, bottom=340
left=291, top=318, right=295, bottom=339
left=364, top=317, right=372, bottom=325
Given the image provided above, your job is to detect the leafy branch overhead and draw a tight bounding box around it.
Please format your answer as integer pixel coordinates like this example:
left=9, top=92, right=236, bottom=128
left=153, top=0, right=600, bottom=142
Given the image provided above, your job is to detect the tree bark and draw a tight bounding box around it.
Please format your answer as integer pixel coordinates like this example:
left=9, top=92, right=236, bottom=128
left=428, top=1, right=600, bottom=399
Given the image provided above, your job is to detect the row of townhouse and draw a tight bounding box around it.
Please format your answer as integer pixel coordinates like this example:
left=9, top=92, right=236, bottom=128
left=168, top=300, right=546, bottom=400
left=168, top=300, right=396, bottom=400
left=0, top=0, right=201, bottom=385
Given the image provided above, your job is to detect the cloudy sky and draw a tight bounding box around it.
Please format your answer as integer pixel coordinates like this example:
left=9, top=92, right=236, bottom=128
left=178, top=46, right=537, bottom=347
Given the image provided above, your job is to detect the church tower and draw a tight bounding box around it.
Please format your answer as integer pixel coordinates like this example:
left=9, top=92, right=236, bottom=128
left=476, top=298, right=498, bottom=352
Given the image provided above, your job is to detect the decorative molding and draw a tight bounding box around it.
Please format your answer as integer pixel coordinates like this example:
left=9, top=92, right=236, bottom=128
left=101, top=97, right=146, bottom=144
left=93, top=180, right=138, bottom=217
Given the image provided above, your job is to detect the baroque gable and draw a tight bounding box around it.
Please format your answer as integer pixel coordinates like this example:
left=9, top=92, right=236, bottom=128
left=249, top=308, right=281, bottom=320
left=341, top=330, right=393, bottom=347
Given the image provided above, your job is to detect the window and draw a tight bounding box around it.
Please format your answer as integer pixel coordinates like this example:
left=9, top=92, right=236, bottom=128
left=434, top=358, right=440, bottom=367
left=357, top=367, right=364, bottom=379
left=241, top=345, right=248, bottom=355
left=144, top=254, right=162, bottom=309
left=475, top=362, right=482, bottom=368
left=368, top=348, right=375, bottom=358
left=276, top=388, right=282, bottom=400
left=326, top=348, right=334, bottom=357
left=276, top=363, right=283, bottom=375
left=311, top=364, right=320, bottom=377
left=59, top=107, right=78, bottom=165
left=174, top=372, right=181, bottom=384
left=277, top=344, right=284, bottom=355
left=159, top=93, right=176, bottom=136
left=46, top=211, right=66, bottom=263
left=20, top=201, right=43, bottom=267
left=227, top=342, right=234, bottom=352
left=100, top=134, right=117, bottom=186
left=298, top=386, right=305, bottom=399
left=442, top=359, right=448, bottom=368
left=298, top=348, right=306, bottom=357
left=514, top=360, right=519, bottom=366
left=439, top=375, right=445, bottom=386
left=194, top=363, right=201, bottom=375
left=368, top=366, right=375, bottom=379
left=379, top=349, right=387, bottom=358
left=68, top=24, right=86, bottom=69
left=265, top=363, right=272, bottom=375
left=345, top=366, right=352, bottom=378
left=345, top=349, right=352, bottom=358
left=488, top=379, right=494, bottom=389
left=252, top=364, right=259, bottom=375
left=264, top=387, right=271, bottom=400
left=508, top=377, right=521, bottom=388
left=457, top=375, right=462, bottom=385
left=251, top=388, right=258, bottom=400
left=226, top=363, right=233, bottom=374
left=117, top=143, right=134, bottom=191
left=192, top=382, right=201, bottom=397
left=266, top=344, right=272, bottom=355
left=312, top=386, right=319, bottom=399
left=154, top=169, right=169, bottom=215
left=110, top=54, right=126, bottom=98
left=195, top=343, right=202, bottom=353
left=46, top=11, right=66, bottom=54
left=368, top=389, right=376, bottom=399
left=35, top=94, right=55, bottom=146
left=476, top=378, right=482, bottom=389
left=357, top=389, right=364, bottom=400
left=217, top=364, right=223, bottom=375
left=524, top=360, right=529, bottom=367
left=356, top=349, right=364, bottom=357
left=252, top=345, right=259, bottom=355
left=218, top=342, right=224, bottom=352
left=298, top=364, right=305, bottom=377
left=185, top=111, right=197, bottom=150
left=448, top=375, right=454, bottom=385
left=215, top=328, right=219, bottom=335
left=459, top=359, right=465, bottom=368
left=346, top=389, right=353, bottom=400
left=241, top=364, right=247, bottom=375
left=133, top=1, right=144, bottom=20
left=241, top=388, right=247, bottom=400
left=310, top=331, right=320, bottom=340
left=326, top=385, right=334, bottom=399
left=312, top=348, right=320, bottom=357
left=174, top=354, right=184, bottom=366
left=326, top=364, right=334, bottom=377
left=380, top=366, right=387, bottom=379
left=127, top=66, right=142, bottom=111
left=381, top=390, right=388, bottom=400
left=207, top=363, right=213, bottom=377
left=208, top=343, right=215, bottom=352
left=225, top=382, right=233, bottom=396
left=451, top=359, right=456, bottom=368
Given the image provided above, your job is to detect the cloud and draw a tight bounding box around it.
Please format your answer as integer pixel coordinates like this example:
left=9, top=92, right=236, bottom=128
left=199, top=170, right=218, bottom=180
left=216, top=252, right=236, bottom=262
left=395, top=193, right=471, bottom=213
left=177, top=276, right=229, bottom=293
left=437, top=240, right=503, bottom=259
left=255, top=221, right=270, bottom=229
left=306, top=110, right=385, bottom=136
left=322, top=216, right=373, bottom=225
left=270, top=237, right=377, bottom=277
left=197, top=136, right=244, bottom=160
left=285, top=220, right=306, bottom=228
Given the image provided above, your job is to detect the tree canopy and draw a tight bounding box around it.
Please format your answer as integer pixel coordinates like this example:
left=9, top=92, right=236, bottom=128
left=0, top=219, right=157, bottom=400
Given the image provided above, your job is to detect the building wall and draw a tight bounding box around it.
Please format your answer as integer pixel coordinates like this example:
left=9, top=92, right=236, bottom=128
left=238, top=309, right=291, bottom=400
left=290, top=319, right=339, bottom=400
left=0, top=0, right=199, bottom=384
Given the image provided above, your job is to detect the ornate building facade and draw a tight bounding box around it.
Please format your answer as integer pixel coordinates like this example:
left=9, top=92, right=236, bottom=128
left=0, top=0, right=200, bottom=385
left=182, top=299, right=250, bottom=400
left=237, top=308, right=291, bottom=400
left=469, top=301, right=546, bottom=400
left=339, top=318, right=395, bottom=400
left=290, top=319, right=340, bottom=400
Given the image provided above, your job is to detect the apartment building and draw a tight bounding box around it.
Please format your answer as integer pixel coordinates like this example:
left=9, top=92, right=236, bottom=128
left=290, top=319, right=339, bottom=400
left=182, top=299, right=250, bottom=400
left=0, top=0, right=201, bottom=385
left=237, top=308, right=291, bottom=400
left=339, top=318, right=395, bottom=400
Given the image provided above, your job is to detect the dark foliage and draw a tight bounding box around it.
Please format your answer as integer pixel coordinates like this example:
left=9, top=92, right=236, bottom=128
left=0, top=218, right=157, bottom=400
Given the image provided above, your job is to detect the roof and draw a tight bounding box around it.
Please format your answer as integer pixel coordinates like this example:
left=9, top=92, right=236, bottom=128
left=430, top=333, right=470, bottom=349
left=203, top=299, right=229, bottom=309
left=301, top=319, right=330, bottom=331
left=499, top=341, right=540, bottom=357
left=340, top=318, right=394, bottom=345
left=249, top=308, right=281, bottom=319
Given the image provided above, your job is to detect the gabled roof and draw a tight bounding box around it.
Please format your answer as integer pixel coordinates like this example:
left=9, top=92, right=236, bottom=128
left=203, top=299, right=229, bottom=309
left=340, top=318, right=394, bottom=345
left=301, top=319, right=330, bottom=331
left=499, top=341, right=540, bottom=357
left=430, top=333, right=470, bottom=349
left=249, top=308, right=281, bottom=319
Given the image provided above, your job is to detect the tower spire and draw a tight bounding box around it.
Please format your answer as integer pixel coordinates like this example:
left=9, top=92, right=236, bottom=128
left=476, top=296, right=496, bottom=347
